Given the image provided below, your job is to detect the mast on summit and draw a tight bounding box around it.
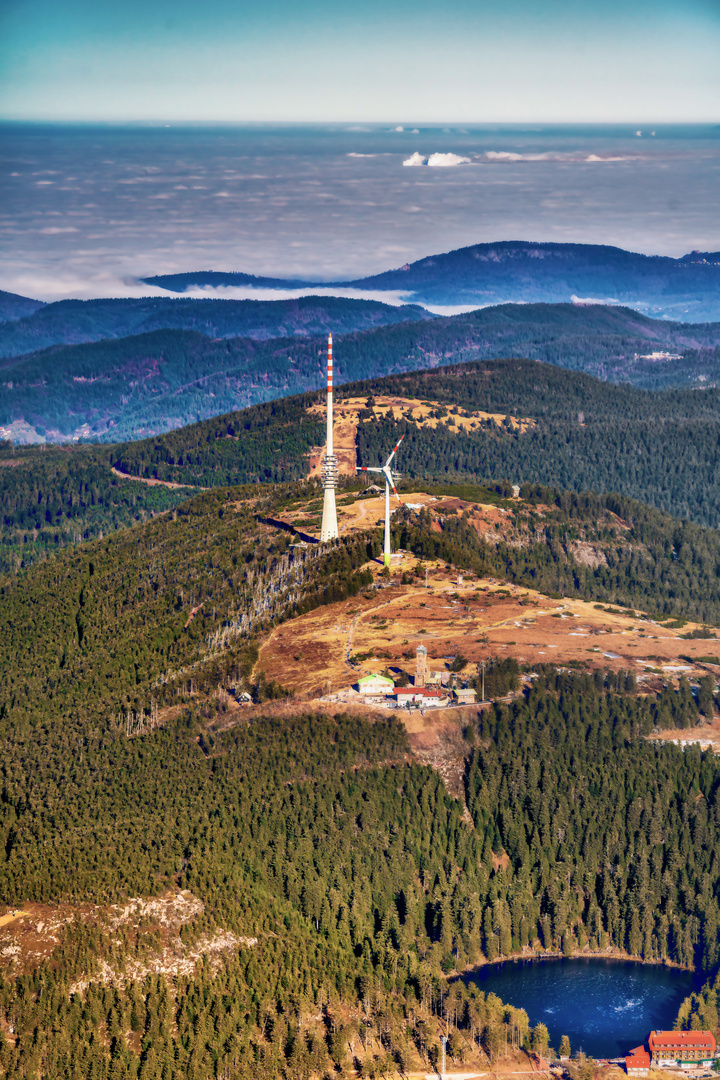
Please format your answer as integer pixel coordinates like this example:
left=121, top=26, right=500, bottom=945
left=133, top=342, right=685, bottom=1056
left=320, top=333, right=339, bottom=541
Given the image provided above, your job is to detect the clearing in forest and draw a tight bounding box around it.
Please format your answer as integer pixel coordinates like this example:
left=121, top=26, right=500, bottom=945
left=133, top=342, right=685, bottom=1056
left=255, top=556, right=720, bottom=703
left=306, top=394, right=534, bottom=476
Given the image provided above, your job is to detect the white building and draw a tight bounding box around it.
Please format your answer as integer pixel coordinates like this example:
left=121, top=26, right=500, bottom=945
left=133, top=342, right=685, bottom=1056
left=357, top=674, right=395, bottom=695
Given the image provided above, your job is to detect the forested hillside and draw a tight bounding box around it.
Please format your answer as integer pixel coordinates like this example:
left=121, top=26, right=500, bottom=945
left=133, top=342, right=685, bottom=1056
left=0, top=485, right=382, bottom=733
left=1, top=662, right=719, bottom=1074
left=347, top=241, right=720, bottom=321
left=0, top=442, right=193, bottom=573
left=0, top=392, right=323, bottom=572
left=0, top=294, right=430, bottom=358
left=114, top=356, right=720, bottom=527
left=4, top=304, right=720, bottom=444
left=0, top=289, right=45, bottom=322
left=2, top=438, right=720, bottom=1076
left=11, top=344, right=720, bottom=578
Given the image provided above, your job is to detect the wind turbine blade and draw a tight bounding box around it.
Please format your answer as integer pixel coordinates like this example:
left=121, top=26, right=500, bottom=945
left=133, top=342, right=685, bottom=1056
left=356, top=466, right=383, bottom=473
left=384, top=433, right=405, bottom=469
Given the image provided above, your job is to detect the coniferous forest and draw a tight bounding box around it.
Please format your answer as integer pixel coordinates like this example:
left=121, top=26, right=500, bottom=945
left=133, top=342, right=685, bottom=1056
left=4, top=349, right=720, bottom=1077
left=11, top=353, right=720, bottom=575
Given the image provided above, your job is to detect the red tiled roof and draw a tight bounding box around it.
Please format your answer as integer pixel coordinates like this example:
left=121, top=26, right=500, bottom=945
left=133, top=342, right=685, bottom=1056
left=393, top=688, right=445, bottom=697
left=649, top=1031, right=716, bottom=1050
left=626, top=1046, right=651, bottom=1068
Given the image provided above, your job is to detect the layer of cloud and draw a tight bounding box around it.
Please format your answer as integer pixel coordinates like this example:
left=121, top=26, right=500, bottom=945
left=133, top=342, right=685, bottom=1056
left=484, top=150, right=636, bottom=163
left=0, top=268, right=420, bottom=307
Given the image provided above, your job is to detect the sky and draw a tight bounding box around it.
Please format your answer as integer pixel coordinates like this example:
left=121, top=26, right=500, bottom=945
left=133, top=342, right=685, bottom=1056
left=1, top=0, right=719, bottom=123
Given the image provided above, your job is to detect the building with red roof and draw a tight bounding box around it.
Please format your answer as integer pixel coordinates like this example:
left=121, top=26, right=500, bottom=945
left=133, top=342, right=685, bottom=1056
left=625, top=1031, right=717, bottom=1073
left=625, top=1046, right=651, bottom=1074
left=649, top=1030, right=716, bottom=1066
left=392, top=688, right=447, bottom=701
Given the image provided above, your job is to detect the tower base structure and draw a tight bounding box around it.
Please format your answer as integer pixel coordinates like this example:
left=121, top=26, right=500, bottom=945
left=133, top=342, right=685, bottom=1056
left=320, top=452, right=339, bottom=541
left=320, top=486, right=338, bottom=541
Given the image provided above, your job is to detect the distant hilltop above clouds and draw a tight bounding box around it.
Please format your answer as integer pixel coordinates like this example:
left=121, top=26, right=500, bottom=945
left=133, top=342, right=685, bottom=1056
left=141, top=241, right=720, bottom=323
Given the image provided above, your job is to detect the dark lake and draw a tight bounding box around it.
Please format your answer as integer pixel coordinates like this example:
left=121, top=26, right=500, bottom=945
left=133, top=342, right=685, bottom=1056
left=458, top=957, right=698, bottom=1058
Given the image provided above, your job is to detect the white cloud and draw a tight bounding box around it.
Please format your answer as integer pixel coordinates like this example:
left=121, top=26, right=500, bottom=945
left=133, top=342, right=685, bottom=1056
left=484, top=149, right=635, bottom=164
left=176, top=284, right=418, bottom=307
left=0, top=269, right=423, bottom=308
left=485, top=150, right=525, bottom=161
left=402, top=152, right=426, bottom=167
left=571, top=294, right=621, bottom=305
left=427, top=152, right=471, bottom=167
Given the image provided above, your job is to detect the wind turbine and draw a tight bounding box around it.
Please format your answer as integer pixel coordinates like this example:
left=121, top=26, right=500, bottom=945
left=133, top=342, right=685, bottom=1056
left=357, top=434, right=405, bottom=568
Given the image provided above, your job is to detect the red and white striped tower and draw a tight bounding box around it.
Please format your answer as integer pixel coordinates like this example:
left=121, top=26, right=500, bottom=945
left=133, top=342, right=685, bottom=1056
left=320, top=333, right=339, bottom=541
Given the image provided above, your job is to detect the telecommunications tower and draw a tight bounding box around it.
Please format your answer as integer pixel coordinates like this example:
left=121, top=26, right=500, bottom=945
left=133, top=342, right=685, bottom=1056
left=320, top=333, right=339, bottom=541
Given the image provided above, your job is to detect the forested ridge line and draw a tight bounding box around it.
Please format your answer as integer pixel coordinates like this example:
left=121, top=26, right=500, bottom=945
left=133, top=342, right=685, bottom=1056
left=0, top=294, right=432, bottom=359
left=115, top=355, right=720, bottom=527
left=6, top=471, right=720, bottom=745
left=4, top=302, right=720, bottom=445
left=9, top=350, right=720, bottom=577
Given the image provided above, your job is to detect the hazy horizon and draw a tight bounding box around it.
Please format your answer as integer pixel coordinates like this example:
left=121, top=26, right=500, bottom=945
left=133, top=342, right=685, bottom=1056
left=1, top=122, right=718, bottom=304
left=1, top=0, right=718, bottom=124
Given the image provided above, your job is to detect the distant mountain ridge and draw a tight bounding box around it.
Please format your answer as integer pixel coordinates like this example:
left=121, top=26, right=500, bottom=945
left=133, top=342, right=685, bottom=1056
left=0, top=294, right=431, bottom=359
left=3, top=302, right=720, bottom=445
left=0, top=289, right=46, bottom=322
left=144, top=241, right=720, bottom=322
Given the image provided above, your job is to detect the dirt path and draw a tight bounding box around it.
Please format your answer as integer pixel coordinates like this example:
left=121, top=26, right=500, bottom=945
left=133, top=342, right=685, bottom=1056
left=110, top=466, right=203, bottom=490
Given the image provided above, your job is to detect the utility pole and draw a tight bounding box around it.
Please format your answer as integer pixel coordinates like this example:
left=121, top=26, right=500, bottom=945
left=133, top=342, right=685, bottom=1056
left=479, top=658, right=487, bottom=701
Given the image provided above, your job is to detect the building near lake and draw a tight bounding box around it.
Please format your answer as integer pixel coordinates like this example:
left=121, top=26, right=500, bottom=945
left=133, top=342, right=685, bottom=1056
left=626, top=1031, right=717, bottom=1073
left=649, top=1030, right=716, bottom=1067
left=625, top=1046, right=651, bottom=1073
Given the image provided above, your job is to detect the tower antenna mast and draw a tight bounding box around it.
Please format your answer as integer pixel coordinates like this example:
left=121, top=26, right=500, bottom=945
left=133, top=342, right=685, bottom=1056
left=320, top=333, right=339, bottom=541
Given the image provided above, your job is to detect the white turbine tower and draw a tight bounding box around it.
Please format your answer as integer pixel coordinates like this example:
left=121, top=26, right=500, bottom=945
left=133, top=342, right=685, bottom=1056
left=357, top=434, right=405, bottom=568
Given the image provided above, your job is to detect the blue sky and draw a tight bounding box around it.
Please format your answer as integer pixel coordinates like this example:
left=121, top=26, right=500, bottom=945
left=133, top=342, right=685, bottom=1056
left=0, top=0, right=718, bottom=121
